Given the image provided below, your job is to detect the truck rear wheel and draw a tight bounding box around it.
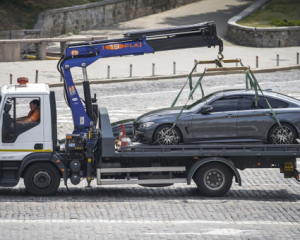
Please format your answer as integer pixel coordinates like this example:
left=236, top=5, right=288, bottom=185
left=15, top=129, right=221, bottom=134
left=194, top=162, right=233, bottom=197
left=24, top=162, right=60, bottom=196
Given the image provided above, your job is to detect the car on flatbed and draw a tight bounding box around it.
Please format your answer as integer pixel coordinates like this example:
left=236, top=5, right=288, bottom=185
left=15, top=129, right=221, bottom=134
left=133, top=89, right=300, bottom=145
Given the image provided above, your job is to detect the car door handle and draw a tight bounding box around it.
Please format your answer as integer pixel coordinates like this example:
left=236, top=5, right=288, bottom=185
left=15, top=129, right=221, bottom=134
left=264, top=112, right=272, bottom=116
left=227, top=114, right=236, bottom=118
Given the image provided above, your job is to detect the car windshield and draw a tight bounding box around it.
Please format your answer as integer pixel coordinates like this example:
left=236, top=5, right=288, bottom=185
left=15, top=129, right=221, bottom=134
left=186, top=92, right=219, bottom=110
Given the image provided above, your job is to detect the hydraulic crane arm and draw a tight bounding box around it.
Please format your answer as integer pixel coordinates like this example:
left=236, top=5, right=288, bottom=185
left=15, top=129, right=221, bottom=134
left=57, top=21, right=223, bottom=133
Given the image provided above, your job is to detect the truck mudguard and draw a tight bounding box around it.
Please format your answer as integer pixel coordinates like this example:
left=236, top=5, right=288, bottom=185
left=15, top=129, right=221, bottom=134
left=18, top=152, right=67, bottom=185
left=187, top=157, right=242, bottom=186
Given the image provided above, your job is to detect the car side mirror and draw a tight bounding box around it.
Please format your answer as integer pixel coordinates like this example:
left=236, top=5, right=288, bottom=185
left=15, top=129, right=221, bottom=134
left=201, top=105, right=213, bottom=114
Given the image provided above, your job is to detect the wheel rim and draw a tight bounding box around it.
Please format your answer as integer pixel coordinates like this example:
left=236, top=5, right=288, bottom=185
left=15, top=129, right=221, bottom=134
left=156, top=127, right=180, bottom=145
left=271, top=126, right=294, bottom=144
left=203, top=169, right=225, bottom=190
left=33, top=171, right=52, bottom=189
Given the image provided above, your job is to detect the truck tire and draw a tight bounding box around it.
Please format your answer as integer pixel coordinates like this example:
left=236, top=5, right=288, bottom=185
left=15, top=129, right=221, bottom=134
left=194, top=162, right=233, bottom=197
left=24, top=162, right=60, bottom=196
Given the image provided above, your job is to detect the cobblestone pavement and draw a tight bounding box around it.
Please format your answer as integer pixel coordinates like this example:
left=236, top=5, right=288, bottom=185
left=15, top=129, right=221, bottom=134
left=1, top=71, right=300, bottom=239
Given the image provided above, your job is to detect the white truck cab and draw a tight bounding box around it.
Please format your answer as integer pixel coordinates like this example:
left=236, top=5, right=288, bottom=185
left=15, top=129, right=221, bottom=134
left=0, top=80, right=62, bottom=190
left=0, top=82, right=53, bottom=156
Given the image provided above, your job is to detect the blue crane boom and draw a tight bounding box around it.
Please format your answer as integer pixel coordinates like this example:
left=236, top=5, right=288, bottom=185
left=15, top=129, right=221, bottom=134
left=57, top=21, right=223, bottom=133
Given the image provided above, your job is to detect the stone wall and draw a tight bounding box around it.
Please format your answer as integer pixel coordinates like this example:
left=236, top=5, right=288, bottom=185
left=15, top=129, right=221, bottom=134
left=39, top=0, right=200, bottom=38
left=227, top=24, right=300, bottom=48
left=227, top=0, right=300, bottom=47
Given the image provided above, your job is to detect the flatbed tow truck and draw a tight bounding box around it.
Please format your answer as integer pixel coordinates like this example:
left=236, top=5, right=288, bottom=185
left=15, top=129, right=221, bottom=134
left=0, top=22, right=300, bottom=197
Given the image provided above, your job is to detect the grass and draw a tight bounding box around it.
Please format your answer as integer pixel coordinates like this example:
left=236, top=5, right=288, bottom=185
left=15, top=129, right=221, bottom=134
left=0, top=0, right=103, bottom=31
left=237, top=0, right=300, bottom=28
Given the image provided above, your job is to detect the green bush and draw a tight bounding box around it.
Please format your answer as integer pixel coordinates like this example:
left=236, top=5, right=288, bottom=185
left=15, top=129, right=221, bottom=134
left=0, top=0, right=23, bottom=4
left=271, top=19, right=300, bottom=26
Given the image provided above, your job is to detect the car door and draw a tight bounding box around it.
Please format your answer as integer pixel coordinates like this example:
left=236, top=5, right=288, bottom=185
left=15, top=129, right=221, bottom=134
left=191, top=96, right=240, bottom=141
left=237, top=95, right=278, bottom=139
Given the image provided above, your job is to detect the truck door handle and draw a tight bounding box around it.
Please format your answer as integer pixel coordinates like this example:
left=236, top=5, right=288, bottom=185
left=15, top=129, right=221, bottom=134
left=34, top=144, right=43, bottom=150
left=227, top=114, right=236, bottom=118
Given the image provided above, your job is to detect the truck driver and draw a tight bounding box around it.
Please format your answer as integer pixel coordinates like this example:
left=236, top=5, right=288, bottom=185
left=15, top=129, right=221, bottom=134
left=16, top=99, right=40, bottom=124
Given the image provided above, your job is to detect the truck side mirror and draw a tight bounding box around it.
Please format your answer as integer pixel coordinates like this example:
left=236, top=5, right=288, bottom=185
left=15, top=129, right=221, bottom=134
left=4, top=102, right=12, bottom=113
left=201, top=105, right=213, bottom=114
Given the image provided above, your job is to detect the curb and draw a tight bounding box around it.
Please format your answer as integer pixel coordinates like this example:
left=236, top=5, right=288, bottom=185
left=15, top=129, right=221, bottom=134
left=49, top=65, right=300, bottom=88
left=228, top=0, right=300, bottom=31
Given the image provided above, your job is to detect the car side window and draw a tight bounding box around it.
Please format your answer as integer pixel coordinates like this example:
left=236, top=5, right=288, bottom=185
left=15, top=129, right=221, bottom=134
left=210, top=97, right=238, bottom=112
left=242, top=96, right=288, bottom=110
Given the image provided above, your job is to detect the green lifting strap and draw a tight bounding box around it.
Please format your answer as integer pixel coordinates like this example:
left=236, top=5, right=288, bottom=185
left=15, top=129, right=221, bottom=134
left=248, top=69, right=282, bottom=127
left=171, top=62, right=198, bottom=107
left=239, top=61, right=258, bottom=105
left=240, top=59, right=282, bottom=128
left=189, top=70, right=206, bottom=99
left=171, top=78, right=189, bottom=107
left=172, top=70, right=207, bottom=127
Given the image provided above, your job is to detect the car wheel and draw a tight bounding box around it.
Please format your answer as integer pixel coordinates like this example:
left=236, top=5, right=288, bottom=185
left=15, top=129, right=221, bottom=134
left=193, top=163, right=233, bottom=197
left=153, top=125, right=181, bottom=145
left=24, top=162, right=61, bottom=196
left=268, top=123, right=297, bottom=144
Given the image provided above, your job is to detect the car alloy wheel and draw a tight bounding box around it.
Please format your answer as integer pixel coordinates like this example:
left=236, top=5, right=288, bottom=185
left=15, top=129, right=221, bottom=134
left=154, top=125, right=180, bottom=145
left=270, top=125, right=295, bottom=144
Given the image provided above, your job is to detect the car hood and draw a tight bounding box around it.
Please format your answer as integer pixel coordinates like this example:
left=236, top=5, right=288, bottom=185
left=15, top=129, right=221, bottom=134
left=135, top=106, right=188, bottom=123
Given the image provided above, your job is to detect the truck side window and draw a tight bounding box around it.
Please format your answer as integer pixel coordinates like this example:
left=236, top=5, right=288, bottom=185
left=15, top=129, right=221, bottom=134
left=2, top=98, right=41, bottom=143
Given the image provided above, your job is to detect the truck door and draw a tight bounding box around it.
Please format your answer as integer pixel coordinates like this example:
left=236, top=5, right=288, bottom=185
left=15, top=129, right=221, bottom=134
left=0, top=96, right=44, bottom=161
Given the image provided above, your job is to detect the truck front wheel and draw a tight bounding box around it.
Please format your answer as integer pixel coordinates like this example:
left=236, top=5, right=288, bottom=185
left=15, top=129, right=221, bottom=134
left=24, top=162, right=60, bottom=196
left=194, top=162, right=233, bottom=197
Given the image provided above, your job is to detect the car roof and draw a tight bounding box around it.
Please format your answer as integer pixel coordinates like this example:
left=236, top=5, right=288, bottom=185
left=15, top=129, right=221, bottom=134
left=218, top=89, right=275, bottom=97
left=216, top=89, right=300, bottom=104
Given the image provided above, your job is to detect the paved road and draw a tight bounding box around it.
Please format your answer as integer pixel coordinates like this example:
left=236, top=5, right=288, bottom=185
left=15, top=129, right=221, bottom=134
left=3, top=71, right=300, bottom=239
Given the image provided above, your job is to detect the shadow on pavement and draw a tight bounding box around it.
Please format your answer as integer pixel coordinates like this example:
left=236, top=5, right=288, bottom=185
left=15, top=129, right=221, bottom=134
left=0, top=186, right=299, bottom=202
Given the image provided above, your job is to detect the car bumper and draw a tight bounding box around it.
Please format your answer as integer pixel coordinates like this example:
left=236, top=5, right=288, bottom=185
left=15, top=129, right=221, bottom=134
left=133, top=124, right=156, bottom=144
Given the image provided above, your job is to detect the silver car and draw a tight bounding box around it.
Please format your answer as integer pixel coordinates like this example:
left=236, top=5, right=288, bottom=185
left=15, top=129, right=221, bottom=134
left=133, top=89, right=300, bottom=145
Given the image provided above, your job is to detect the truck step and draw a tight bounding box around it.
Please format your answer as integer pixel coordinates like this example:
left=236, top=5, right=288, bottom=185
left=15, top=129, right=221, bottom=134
left=98, top=166, right=185, bottom=173
left=97, top=167, right=186, bottom=185
left=97, top=178, right=186, bottom=185
left=0, top=179, right=18, bottom=187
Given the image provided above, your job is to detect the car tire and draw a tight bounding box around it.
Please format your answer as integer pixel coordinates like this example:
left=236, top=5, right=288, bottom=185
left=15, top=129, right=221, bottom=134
left=193, top=163, right=233, bottom=197
left=153, top=125, right=181, bottom=145
left=268, top=123, right=297, bottom=144
left=24, top=162, right=61, bottom=196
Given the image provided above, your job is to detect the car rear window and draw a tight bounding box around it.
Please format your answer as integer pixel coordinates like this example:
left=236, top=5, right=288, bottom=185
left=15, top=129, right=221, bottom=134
left=242, top=96, right=288, bottom=110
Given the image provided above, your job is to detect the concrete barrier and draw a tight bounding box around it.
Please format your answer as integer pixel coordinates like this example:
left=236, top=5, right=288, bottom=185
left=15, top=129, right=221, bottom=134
left=0, top=43, right=20, bottom=62
left=0, top=35, right=106, bottom=62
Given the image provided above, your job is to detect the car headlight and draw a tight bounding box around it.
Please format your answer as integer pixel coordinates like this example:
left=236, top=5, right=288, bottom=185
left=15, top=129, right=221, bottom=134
left=139, top=122, right=155, bottom=130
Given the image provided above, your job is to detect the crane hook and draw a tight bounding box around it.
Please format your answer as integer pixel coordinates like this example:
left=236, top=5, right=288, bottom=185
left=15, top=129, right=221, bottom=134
left=217, top=52, right=224, bottom=61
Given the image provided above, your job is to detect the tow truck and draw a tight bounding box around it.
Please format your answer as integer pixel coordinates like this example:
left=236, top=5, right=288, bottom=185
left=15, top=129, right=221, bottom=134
left=0, top=22, right=299, bottom=197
